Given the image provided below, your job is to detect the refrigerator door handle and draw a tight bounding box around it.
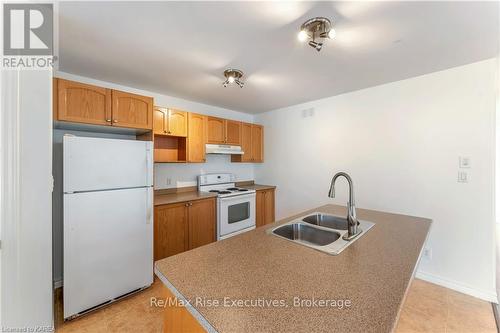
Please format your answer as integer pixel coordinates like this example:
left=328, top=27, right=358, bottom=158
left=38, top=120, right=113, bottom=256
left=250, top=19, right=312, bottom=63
left=146, top=143, right=153, bottom=186
left=146, top=187, right=152, bottom=224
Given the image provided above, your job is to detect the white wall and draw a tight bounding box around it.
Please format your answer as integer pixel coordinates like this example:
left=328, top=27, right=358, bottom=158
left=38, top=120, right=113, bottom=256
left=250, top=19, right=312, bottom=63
left=1, top=70, right=53, bottom=328
left=55, top=71, right=256, bottom=190
left=255, top=59, right=497, bottom=301
left=495, top=56, right=500, bottom=302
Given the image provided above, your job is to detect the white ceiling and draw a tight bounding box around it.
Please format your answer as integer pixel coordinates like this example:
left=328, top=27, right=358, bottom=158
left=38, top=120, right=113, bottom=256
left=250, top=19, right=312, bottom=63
left=58, top=1, right=499, bottom=114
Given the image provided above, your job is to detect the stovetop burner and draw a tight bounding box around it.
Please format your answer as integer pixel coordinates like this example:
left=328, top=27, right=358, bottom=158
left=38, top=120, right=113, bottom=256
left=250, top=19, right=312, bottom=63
left=209, top=190, right=233, bottom=194
left=201, top=182, right=256, bottom=197
left=226, top=187, right=249, bottom=192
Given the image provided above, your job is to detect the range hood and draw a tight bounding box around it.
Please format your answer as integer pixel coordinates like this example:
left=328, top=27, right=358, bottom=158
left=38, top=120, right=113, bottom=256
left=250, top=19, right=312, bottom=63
left=206, top=144, right=244, bottom=155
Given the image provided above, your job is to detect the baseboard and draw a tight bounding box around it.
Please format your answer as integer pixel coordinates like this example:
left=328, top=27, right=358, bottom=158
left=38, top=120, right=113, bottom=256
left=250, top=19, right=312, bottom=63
left=492, top=303, right=500, bottom=333
left=416, top=270, right=498, bottom=303
left=53, top=279, right=63, bottom=289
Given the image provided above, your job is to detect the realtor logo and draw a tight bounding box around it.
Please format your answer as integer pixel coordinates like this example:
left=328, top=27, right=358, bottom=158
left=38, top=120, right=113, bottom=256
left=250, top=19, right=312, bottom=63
left=3, top=3, right=53, bottom=56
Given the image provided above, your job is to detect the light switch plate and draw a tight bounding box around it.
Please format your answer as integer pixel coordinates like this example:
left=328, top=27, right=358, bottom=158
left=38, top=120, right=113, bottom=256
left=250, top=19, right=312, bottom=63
left=459, top=156, right=471, bottom=168
left=458, top=171, right=468, bottom=183
left=423, top=247, right=432, bottom=260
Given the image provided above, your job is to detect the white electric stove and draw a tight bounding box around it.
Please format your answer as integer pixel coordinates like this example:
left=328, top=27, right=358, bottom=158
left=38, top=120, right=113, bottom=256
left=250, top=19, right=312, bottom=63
left=198, top=173, right=256, bottom=240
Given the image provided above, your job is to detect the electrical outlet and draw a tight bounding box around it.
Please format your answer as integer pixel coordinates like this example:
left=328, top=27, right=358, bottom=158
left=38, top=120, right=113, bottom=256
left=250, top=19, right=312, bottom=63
left=166, top=178, right=172, bottom=186
left=423, top=247, right=432, bottom=260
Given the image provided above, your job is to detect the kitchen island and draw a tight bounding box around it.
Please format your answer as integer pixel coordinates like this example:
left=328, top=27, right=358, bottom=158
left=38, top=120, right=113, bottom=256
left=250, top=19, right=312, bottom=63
left=154, top=204, right=431, bottom=333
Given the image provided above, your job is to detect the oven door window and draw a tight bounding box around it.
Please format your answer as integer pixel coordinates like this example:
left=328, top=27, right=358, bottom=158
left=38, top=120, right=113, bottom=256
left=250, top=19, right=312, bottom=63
left=228, top=202, right=250, bottom=224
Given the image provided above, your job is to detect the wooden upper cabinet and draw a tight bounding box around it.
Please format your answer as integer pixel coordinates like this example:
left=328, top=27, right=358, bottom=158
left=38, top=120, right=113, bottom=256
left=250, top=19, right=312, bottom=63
left=188, top=198, right=216, bottom=250
left=54, top=79, right=154, bottom=130
left=207, top=117, right=241, bottom=145
left=56, top=78, right=111, bottom=125
left=153, top=107, right=168, bottom=135
left=231, top=123, right=264, bottom=163
left=225, top=120, right=241, bottom=145
left=251, top=124, right=264, bottom=162
left=187, top=113, right=207, bottom=163
left=154, top=107, right=187, bottom=137
left=111, top=90, right=153, bottom=130
left=232, top=123, right=252, bottom=162
left=167, top=109, right=188, bottom=137
left=207, top=117, right=225, bottom=144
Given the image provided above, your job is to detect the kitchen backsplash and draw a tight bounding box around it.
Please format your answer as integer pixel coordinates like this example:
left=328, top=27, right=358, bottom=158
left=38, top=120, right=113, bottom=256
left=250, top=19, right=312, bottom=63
left=154, top=154, right=255, bottom=189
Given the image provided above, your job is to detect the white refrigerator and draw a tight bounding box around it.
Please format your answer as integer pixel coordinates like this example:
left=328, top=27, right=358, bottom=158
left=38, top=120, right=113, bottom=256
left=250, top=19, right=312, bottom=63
left=63, top=135, right=153, bottom=319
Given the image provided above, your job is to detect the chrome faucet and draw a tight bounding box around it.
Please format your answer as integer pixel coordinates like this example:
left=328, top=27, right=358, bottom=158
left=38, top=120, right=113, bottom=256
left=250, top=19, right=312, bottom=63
left=328, top=172, right=361, bottom=240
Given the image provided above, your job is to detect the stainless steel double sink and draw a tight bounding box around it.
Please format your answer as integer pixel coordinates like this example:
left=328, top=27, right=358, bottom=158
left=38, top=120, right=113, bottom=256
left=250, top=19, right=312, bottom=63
left=268, top=212, right=375, bottom=255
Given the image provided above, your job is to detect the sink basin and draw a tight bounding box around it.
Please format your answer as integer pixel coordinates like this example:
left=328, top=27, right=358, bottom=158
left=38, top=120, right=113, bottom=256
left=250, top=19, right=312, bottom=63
left=272, top=223, right=341, bottom=246
left=302, top=214, right=348, bottom=230
left=268, top=212, right=375, bottom=255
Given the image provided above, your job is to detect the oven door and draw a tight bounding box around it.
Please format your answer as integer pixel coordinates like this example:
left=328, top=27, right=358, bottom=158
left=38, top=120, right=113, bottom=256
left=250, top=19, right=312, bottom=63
left=218, top=193, right=256, bottom=238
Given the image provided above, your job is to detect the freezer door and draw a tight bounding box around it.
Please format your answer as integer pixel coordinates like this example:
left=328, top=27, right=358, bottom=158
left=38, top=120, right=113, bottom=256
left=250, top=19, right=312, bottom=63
left=63, top=187, right=153, bottom=319
left=63, top=135, right=153, bottom=193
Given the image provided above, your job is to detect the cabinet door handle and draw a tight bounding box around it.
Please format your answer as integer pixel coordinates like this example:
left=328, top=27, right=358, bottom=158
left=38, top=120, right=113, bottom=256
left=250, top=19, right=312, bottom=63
left=106, top=119, right=112, bottom=122
left=112, top=119, right=118, bottom=123
left=185, top=203, right=189, bottom=207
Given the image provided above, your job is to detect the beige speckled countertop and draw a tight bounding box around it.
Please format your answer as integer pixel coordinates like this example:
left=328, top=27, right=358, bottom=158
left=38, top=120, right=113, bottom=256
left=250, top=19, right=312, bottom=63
left=154, top=191, right=217, bottom=206
left=154, top=183, right=275, bottom=206
left=237, top=184, right=276, bottom=191
left=155, top=204, right=431, bottom=333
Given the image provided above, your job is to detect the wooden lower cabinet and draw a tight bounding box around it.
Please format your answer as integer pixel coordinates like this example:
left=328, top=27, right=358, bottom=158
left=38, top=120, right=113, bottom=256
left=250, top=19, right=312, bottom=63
left=163, top=286, right=205, bottom=333
left=256, top=188, right=275, bottom=227
left=188, top=198, right=216, bottom=249
left=154, top=202, right=188, bottom=260
left=154, top=198, right=216, bottom=261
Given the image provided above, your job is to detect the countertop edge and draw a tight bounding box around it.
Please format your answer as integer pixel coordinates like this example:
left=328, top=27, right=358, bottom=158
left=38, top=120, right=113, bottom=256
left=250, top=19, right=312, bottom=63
left=154, top=184, right=276, bottom=206
left=154, top=265, right=218, bottom=333
left=241, top=184, right=276, bottom=191
left=154, top=193, right=218, bottom=206
left=389, top=219, right=433, bottom=333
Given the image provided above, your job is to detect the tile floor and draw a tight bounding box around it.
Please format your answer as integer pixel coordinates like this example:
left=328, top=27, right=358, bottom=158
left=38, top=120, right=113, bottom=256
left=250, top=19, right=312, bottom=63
left=55, top=278, right=496, bottom=333
left=395, top=279, right=497, bottom=333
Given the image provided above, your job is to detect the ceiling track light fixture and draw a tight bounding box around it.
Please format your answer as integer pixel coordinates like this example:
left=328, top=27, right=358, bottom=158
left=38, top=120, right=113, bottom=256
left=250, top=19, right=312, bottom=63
left=298, top=17, right=335, bottom=52
left=222, top=69, right=244, bottom=88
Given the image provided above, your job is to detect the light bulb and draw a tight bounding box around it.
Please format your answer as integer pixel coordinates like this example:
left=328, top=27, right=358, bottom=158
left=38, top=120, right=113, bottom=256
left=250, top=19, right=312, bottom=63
left=297, top=30, right=308, bottom=42
left=228, top=76, right=235, bottom=83
left=328, top=28, right=336, bottom=39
